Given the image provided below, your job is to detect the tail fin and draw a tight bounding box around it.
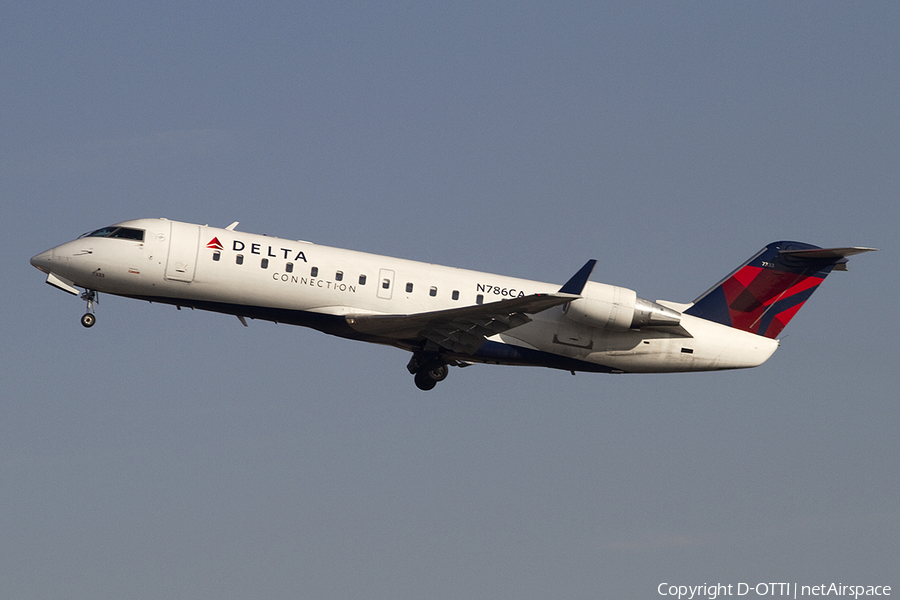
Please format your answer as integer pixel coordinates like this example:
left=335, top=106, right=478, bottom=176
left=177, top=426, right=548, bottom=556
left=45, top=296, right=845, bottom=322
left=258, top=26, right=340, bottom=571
left=685, top=241, right=876, bottom=338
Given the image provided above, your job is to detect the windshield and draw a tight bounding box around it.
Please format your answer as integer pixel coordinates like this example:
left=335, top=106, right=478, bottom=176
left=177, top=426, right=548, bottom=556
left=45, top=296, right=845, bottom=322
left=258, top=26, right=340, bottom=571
left=79, top=226, right=145, bottom=241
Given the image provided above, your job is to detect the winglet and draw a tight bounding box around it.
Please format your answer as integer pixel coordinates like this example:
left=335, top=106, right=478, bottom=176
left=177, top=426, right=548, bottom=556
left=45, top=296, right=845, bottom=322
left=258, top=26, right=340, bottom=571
left=558, top=260, right=597, bottom=295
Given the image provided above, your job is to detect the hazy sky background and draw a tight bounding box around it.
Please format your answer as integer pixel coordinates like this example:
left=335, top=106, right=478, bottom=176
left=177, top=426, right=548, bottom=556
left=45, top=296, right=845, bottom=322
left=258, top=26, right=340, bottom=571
left=2, top=3, right=897, bottom=598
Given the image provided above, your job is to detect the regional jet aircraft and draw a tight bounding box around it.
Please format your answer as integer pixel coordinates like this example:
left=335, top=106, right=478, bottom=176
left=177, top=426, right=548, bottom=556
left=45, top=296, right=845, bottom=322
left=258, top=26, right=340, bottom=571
left=31, top=218, right=875, bottom=390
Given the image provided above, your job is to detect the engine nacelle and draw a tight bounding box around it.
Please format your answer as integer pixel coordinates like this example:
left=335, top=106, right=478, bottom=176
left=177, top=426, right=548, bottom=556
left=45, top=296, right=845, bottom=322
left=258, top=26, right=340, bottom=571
left=563, top=282, right=681, bottom=331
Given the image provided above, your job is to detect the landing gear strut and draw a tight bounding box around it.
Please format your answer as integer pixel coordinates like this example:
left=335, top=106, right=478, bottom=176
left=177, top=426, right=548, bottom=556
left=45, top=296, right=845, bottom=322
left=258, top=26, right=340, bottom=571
left=408, top=353, right=449, bottom=391
left=80, top=290, right=97, bottom=328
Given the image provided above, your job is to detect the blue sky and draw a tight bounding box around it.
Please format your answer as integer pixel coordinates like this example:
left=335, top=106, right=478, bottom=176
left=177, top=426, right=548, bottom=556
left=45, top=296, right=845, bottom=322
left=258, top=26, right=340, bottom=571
left=2, top=3, right=897, bottom=598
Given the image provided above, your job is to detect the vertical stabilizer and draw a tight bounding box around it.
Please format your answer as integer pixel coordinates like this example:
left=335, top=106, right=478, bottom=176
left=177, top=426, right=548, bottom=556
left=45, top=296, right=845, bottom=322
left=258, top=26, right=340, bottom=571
left=685, top=242, right=875, bottom=338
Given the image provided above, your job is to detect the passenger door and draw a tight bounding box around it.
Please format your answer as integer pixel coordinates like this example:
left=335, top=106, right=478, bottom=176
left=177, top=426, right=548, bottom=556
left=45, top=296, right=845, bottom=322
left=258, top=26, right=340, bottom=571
left=165, top=221, right=200, bottom=282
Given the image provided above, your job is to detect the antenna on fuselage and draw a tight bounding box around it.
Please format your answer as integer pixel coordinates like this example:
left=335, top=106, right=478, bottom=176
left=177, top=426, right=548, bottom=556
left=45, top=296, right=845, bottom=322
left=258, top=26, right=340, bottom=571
left=226, top=221, right=239, bottom=231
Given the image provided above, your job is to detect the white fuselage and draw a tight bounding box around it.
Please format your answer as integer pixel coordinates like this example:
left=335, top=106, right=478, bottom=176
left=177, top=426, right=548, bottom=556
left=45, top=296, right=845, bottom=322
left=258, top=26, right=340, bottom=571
left=31, top=218, right=779, bottom=374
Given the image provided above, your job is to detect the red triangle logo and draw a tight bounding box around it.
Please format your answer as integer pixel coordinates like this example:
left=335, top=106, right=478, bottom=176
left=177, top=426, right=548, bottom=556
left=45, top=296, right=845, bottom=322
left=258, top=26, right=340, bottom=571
left=207, top=237, right=224, bottom=250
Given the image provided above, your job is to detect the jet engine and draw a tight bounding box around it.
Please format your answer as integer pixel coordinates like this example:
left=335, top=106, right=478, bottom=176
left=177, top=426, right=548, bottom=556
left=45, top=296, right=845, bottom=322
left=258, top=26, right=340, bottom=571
left=563, top=282, right=681, bottom=331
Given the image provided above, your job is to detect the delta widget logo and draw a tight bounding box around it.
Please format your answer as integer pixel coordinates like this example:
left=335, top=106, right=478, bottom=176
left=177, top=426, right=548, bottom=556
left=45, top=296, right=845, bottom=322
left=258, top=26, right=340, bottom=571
left=205, top=235, right=308, bottom=262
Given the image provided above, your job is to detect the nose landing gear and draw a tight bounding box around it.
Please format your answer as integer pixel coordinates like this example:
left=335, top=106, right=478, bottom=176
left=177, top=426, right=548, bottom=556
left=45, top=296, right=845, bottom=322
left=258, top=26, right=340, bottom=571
left=80, top=290, right=97, bottom=328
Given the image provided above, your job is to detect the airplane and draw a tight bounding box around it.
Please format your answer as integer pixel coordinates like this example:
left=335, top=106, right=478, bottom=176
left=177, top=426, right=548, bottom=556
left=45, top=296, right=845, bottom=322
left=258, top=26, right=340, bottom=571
left=30, top=218, right=875, bottom=390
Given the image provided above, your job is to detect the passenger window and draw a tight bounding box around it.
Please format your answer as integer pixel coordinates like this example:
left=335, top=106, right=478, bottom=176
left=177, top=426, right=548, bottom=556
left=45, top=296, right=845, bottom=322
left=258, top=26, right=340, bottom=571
left=213, top=251, right=220, bottom=262
left=476, top=294, right=484, bottom=305
left=382, top=279, right=390, bottom=290
left=336, top=271, right=343, bottom=281
left=261, top=258, right=269, bottom=269
left=452, top=290, right=460, bottom=301
left=406, top=282, right=414, bottom=293
left=359, top=274, right=367, bottom=285
left=311, top=267, right=318, bottom=277
left=429, top=286, right=437, bottom=297
left=286, top=262, right=293, bottom=273
left=236, top=254, right=244, bottom=265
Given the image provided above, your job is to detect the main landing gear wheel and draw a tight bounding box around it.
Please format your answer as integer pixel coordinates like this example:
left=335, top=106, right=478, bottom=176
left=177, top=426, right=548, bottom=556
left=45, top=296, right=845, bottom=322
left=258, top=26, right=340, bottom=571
left=413, top=362, right=449, bottom=391
left=408, top=352, right=451, bottom=391
left=414, top=370, right=437, bottom=391
left=80, top=289, right=97, bottom=328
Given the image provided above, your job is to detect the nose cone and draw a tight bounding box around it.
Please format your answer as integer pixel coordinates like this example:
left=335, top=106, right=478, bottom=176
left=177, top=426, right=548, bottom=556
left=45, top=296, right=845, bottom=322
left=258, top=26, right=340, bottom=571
left=30, top=249, right=54, bottom=273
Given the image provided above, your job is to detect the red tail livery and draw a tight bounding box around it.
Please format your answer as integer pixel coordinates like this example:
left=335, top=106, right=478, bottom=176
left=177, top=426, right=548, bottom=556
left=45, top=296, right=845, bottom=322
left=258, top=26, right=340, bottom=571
left=685, top=242, right=875, bottom=338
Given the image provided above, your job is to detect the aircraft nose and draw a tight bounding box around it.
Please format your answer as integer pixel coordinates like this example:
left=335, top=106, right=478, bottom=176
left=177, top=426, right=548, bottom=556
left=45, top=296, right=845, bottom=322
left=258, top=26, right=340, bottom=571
left=30, top=249, right=54, bottom=273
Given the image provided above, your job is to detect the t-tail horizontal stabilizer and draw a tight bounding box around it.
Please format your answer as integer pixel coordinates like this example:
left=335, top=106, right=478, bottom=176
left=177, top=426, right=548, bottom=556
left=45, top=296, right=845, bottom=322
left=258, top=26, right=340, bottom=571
left=779, top=246, right=877, bottom=272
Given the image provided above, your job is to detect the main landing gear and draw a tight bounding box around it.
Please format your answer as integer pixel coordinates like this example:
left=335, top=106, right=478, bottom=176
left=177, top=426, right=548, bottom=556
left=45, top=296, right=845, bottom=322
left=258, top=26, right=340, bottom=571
left=80, top=289, right=97, bottom=328
left=408, top=353, right=449, bottom=391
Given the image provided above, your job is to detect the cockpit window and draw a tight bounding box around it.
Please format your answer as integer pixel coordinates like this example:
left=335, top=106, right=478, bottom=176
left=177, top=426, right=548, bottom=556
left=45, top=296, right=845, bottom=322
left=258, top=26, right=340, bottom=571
left=111, top=227, right=144, bottom=241
left=79, top=226, right=145, bottom=241
left=80, top=226, right=117, bottom=238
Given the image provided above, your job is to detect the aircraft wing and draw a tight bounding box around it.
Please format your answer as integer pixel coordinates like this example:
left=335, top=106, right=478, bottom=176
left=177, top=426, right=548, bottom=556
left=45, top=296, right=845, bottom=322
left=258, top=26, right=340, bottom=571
left=345, top=293, right=577, bottom=354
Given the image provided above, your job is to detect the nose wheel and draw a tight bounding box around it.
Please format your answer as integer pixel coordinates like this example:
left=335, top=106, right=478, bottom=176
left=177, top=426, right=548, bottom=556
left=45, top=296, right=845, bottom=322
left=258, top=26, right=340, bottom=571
left=80, top=290, right=97, bottom=328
